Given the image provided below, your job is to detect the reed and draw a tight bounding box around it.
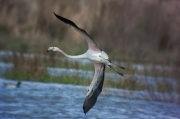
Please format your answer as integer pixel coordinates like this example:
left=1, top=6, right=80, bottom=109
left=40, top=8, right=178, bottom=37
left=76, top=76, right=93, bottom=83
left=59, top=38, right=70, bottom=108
left=1, top=52, right=178, bottom=95
left=0, top=0, right=180, bottom=66
left=0, top=50, right=176, bottom=94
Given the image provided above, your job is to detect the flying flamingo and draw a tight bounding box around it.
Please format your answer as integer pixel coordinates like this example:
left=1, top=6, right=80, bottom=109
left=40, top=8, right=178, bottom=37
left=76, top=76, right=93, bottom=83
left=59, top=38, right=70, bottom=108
left=47, top=13, right=125, bottom=114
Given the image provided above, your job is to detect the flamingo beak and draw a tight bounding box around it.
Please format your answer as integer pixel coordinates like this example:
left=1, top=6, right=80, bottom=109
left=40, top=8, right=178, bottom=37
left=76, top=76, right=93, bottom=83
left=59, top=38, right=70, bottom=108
left=47, top=47, right=54, bottom=52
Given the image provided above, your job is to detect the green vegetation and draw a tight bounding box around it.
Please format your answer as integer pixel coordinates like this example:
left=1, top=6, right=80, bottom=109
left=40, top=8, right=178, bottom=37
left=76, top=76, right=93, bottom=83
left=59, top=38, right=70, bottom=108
left=0, top=47, right=179, bottom=94
left=5, top=69, right=144, bottom=90
left=4, top=67, right=179, bottom=93
left=5, top=69, right=92, bottom=86
left=0, top=53, right=178, bottom=94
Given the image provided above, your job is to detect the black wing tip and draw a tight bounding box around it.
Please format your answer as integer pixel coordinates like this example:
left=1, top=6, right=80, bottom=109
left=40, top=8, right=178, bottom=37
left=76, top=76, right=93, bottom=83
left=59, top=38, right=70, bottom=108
left=53, top=12, right=57, bottom=15
left=53, top=12, right=60, bottom=18
left=83, top=105, right=87, bottom=114
left=53, top=12, right=56, bottom=16
left=53, top=12, right=59, bottom=17
left=53, top=12, right=77, bottom=27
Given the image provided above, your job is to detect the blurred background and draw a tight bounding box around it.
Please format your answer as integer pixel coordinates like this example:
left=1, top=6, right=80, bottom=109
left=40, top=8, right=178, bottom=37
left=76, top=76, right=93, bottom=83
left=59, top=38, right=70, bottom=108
left=0, top=0, right=180, bottom=118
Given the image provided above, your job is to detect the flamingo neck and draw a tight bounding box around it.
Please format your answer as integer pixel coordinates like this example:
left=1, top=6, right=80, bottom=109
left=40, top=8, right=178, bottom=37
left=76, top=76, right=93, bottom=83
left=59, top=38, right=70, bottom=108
left=57, top=49, right=87, bottom=59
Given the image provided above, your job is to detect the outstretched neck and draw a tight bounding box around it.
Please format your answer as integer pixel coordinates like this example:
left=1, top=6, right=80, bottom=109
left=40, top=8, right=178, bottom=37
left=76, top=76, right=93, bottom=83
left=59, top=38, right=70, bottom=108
left=56, top=48, right=87, bottom=59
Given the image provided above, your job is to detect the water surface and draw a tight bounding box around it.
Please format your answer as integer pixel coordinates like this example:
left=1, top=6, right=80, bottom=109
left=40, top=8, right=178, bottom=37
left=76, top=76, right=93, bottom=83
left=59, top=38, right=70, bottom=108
left=0, top=78, right=179, bottom=119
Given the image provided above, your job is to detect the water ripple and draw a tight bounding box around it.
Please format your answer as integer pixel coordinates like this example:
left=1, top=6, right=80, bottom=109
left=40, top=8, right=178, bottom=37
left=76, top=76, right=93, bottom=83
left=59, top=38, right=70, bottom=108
left=0, top=78, right=180, bottom=119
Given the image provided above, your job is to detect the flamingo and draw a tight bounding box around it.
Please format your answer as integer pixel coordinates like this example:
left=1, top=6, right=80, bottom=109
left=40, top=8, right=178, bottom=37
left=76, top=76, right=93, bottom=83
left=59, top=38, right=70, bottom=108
left=47, top=13, right=125, bottom=114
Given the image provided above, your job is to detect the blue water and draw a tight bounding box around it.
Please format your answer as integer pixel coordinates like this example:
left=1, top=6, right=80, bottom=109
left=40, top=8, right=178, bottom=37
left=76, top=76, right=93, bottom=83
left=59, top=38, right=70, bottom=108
left=0, top=78, right=180, bottom=119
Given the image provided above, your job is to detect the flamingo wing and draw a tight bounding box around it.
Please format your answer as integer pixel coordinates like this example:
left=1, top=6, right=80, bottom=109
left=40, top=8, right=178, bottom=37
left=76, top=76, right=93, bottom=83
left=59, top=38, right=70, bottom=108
left=83, top=63, right=105, bottom=114
left=53, top=13, right=101, bottom=52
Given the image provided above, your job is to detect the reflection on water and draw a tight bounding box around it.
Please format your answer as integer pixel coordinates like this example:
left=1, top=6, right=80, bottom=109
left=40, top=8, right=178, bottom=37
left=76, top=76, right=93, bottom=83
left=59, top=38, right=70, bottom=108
left=0, top=78, right=179, bottom=119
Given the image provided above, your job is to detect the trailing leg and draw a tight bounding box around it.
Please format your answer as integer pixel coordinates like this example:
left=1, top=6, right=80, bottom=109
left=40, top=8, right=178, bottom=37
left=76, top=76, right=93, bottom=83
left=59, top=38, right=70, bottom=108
left=108, top=65, right=124, bottom=76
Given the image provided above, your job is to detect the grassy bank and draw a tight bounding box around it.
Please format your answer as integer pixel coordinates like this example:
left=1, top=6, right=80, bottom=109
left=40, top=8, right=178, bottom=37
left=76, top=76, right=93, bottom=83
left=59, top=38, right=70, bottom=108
left=2, top=68, right=146, bottom=91
left=1, top=53, right=179, bottom=94
left=1, top=50, right=180, bottom=80
left=4, top=67, right=179, bottom=94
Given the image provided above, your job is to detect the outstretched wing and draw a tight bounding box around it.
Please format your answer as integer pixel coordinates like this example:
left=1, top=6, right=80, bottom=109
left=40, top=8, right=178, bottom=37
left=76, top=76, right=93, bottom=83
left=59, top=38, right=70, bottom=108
left=53, top=13, right=101, bottom=52
left=83, top=63, right=105, bottom=114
